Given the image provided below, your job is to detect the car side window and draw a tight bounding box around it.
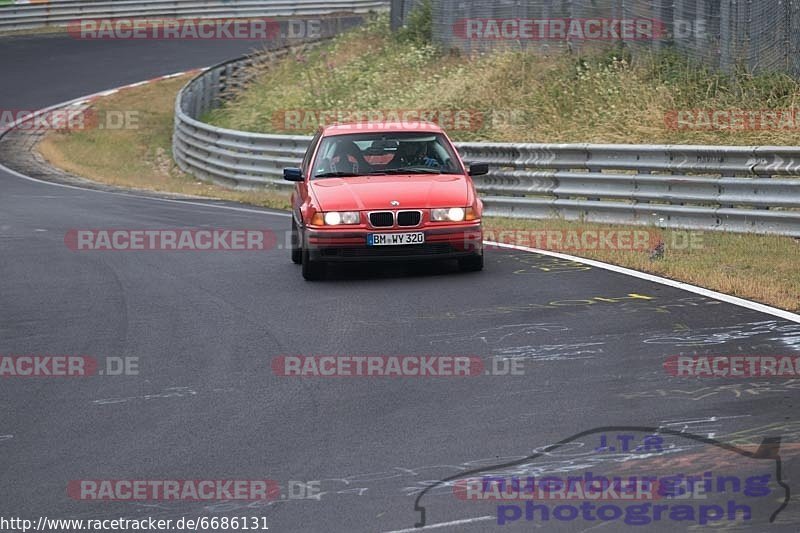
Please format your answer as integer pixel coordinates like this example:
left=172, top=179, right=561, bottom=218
left=301, top=131, right=322, bottom=178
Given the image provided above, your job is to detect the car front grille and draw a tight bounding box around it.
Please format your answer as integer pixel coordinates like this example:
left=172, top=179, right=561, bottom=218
left=396, top=211, right=421, bottom=227
left=369, top=212, right=394, bottom=227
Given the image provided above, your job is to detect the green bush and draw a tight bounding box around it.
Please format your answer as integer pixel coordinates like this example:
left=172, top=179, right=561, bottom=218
left=396, top=0, right=432, bottom=46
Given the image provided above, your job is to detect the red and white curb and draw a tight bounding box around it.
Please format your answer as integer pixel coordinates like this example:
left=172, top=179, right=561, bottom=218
left=81, top=70, right=207, bottom=102
left=0, top=68, right=208, bottom=135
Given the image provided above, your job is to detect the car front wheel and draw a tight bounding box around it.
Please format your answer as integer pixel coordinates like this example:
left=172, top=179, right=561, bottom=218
left=301, top=247, right=326, bottom=280
left=458, top=254, right=484, bottom=272
left=290, top=220, right=302, bottom=264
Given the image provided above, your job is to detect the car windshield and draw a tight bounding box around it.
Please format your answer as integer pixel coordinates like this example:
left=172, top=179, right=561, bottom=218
left=311, top=132, right=461, bottom=179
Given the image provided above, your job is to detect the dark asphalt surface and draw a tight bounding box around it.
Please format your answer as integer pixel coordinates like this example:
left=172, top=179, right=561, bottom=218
left=1, top=33, right=800, bottom=533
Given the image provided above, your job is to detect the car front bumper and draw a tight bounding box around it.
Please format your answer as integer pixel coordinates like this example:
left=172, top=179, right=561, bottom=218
left=303, top=223, right=483, bottom=262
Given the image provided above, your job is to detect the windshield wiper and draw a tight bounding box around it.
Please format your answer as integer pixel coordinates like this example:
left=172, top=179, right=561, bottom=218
left=381, top=167, right=442, bottom=174
left=313, top=171, right=361, bottom=178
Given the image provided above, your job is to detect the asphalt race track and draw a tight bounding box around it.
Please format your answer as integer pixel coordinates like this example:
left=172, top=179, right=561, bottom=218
left=1, top=33, right=800, bottom=533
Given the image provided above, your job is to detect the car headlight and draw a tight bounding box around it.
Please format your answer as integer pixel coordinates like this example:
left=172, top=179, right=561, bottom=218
left=431, top=207, right=466, bottom=222
left=323, top=211, right=360, bottom=225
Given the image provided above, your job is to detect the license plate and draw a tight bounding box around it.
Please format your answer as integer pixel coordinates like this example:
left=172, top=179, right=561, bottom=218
left=367, top=232, right=425, bottom=246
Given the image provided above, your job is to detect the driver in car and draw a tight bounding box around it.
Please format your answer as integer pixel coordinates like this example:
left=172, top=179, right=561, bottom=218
left=391, top=141, right=440, bottom=168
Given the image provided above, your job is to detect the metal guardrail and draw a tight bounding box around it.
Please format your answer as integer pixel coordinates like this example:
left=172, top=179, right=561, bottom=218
left=174, top=55, right=800, bottom=237
left=458, top=143, right=800, bottom=236
left=172, top=17, right=363, bottom=188
left=0, top=0, right=387, bottom=31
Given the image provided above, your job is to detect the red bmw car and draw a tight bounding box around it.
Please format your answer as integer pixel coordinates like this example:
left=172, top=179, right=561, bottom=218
left=284, top=121, right=487, bottom=280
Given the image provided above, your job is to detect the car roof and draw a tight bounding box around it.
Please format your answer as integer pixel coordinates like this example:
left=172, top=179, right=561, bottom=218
left=321, top=121, right=445, bottom=136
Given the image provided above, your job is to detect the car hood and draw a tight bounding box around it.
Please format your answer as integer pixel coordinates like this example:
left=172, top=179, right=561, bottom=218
left=308, top=174, right=470, bottom=211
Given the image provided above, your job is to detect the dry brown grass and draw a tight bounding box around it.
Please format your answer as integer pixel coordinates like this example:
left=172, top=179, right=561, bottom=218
left=38, top=75, right=290, bottom=210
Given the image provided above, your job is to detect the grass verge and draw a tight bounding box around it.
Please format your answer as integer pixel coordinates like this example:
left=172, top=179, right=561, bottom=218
left=37, top=75, right=290, bottom=210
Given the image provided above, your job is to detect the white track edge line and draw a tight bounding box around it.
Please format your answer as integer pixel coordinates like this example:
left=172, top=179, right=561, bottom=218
left=0, top=163, right=291, bottom=218
left=381, top=515, right=494, bottom=532
left=485, top=241, right=800, bottom=324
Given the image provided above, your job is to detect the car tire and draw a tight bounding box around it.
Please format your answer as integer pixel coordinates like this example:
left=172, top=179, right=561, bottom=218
left=458, top=254, right=484, bottom=272
left=301, top=247, right=326, bottom=281
left=291, top=220, right=302, bottom=264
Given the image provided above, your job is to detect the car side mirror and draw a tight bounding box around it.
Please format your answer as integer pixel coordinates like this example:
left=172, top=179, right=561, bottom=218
left=283, top=167, right=303, bottom=182
left=467, top=163, right=489, bottom=176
